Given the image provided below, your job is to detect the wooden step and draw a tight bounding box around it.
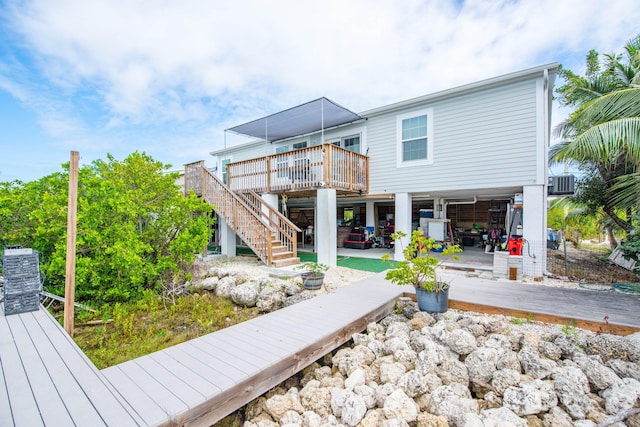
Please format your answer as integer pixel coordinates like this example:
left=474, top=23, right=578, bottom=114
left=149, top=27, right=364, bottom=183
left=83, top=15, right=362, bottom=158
left=271, top=245, right=289, bottom=254
left=271, top=257, right=301, bottom=268
left=272, top=250, right=296, bottom=261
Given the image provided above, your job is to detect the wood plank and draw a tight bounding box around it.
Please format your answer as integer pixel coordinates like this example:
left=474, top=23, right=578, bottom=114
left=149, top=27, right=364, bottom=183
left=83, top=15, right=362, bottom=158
left=118, top=359, right=197, bottom=418
left=161, top=345, right=237, bottom=390
left=0, top=357, right=15, bottom=427
left=148, top=351, right=222, bottom=397
left=0, top=313, right=44, bottom=427
left=186, top=339, right=258, bottom=377
left=200, top=329, right=283, bottom=364
left=30, top=308, right=142, bottom=426
left=18, top=312, right=108, bottom=426
left=102, top=365, right=168, bottom=426
left=132, top=356, right=206, bottom=409
left=6, top=314, right=76, bottom=426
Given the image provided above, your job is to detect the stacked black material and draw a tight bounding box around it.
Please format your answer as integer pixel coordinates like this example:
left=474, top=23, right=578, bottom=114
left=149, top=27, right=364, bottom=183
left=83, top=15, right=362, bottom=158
left=2, top=249, right=41, bottom=315
left=343, top=228, right=372, bottom=249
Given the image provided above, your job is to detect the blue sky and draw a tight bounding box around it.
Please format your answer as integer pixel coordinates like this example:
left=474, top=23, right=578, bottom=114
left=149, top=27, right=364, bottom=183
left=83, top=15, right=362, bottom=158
left=1, top=0, right=639, bottom=182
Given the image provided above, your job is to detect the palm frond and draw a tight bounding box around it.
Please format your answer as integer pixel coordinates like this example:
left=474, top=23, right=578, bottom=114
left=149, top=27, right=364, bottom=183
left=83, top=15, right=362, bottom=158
left=557, top=118, right=640, bottom=163
left=571, top=88, right=640, bottom=127
left=610, top=172, right=640, bottom=209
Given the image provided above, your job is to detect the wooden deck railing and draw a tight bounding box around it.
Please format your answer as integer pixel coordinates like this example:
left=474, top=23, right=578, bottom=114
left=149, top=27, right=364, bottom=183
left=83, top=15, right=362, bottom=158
left=237, top=190, right=300, bottom=255
left=226, top=144, right=369, bottom=194
left=184, top=161, right=272, bottom=265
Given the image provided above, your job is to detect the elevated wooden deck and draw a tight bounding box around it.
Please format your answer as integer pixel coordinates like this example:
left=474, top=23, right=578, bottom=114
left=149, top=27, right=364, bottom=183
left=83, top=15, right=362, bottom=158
left=0, top=304, right=142, bottom=426
left=1, top=272, right=638, bottom=426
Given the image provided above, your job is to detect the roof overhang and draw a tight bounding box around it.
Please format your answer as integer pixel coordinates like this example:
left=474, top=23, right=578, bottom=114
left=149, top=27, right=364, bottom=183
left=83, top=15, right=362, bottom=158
left=226, top=97, right=363, bottom=143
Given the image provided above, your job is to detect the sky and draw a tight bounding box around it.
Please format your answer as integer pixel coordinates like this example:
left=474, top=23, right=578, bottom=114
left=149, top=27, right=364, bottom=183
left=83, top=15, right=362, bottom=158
left=1, top=0, right=639, bottom=183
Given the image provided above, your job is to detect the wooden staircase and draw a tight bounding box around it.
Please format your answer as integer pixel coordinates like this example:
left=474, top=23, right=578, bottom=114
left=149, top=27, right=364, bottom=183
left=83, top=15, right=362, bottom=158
left=184, top=161, right=301, bottom=268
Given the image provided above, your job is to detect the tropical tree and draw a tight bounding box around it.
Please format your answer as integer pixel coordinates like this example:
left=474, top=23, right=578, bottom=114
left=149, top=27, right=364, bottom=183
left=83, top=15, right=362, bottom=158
left=551, top=35, right=640, bottom=236
left=0, top=152, right=214, bottom=304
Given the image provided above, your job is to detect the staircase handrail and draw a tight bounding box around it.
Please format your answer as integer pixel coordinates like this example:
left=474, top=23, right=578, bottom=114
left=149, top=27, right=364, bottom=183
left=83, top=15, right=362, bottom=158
left=238, top=190, right=301, bottom=255
left=194, top=163, right=274, bottom=265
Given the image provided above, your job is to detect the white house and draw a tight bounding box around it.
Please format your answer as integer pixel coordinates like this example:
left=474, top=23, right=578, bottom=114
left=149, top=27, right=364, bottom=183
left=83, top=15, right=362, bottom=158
left=201, top=63, right=558, bottom=278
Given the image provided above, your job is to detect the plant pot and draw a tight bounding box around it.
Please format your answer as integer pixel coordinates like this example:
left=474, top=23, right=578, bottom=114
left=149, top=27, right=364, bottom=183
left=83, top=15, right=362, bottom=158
left=415, top=286, right=449, bottom=313
left=301, top=272, right=324, bottom=290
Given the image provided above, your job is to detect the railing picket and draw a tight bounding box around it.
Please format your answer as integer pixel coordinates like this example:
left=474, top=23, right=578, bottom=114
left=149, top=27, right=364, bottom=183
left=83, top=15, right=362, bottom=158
left=224, top=145, right=368, bottom=194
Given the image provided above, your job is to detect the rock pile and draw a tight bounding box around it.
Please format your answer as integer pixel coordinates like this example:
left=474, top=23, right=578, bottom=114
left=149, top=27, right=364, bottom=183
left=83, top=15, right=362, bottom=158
left=242, top=304, right=640, bottom=427
left=192, top=265, right=317, bottom=312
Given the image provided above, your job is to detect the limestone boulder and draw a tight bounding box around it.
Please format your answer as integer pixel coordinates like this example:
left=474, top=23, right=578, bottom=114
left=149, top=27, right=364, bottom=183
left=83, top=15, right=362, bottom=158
left=503, top=379, right=558, bottom=416
left=552, top=365, right=591, bottom=419
left=429, top=383, right=478, bottom=427
left=229, top=280, right=260, bottom=306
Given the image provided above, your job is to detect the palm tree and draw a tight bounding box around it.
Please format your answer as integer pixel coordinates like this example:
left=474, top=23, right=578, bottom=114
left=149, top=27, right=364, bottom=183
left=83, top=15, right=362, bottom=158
left=551, top=35, right=640, bottom=236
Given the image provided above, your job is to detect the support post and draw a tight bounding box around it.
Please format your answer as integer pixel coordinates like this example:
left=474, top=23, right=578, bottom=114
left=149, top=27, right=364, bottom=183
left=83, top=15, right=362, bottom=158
left=365, top=201, right=375, bottom=231
left=522, top=185, right=546, bottom=278
left=317, top=188, right=337, bottom=267
left=220, top=217, right=237, bottom=258
left=394, top=193, right=412, bottom=261
left=64, top=151, right=79, bottom=336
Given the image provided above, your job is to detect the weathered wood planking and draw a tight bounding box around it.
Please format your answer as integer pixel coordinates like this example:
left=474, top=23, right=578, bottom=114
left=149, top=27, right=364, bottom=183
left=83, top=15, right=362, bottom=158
left=102, top=276, right=403, bottom=426
left=427, top=271, right=639, bottom=334
left=0, top=304, right=143, bottom=426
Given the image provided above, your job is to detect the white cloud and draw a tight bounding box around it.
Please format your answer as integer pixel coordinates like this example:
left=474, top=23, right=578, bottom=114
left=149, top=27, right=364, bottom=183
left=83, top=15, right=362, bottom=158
left=1, top=0, right=640, bottom=178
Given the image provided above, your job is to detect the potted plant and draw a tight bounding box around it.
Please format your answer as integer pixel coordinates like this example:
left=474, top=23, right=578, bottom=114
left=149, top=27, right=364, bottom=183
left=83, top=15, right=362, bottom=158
left=382, top=230, right=461, bottom=312
left=297, top=262, right=329, bottom=290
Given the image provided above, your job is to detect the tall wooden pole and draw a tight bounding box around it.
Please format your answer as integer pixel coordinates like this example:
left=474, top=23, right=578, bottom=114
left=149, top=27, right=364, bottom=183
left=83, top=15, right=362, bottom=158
left=64, top=151, right=79, bottom=336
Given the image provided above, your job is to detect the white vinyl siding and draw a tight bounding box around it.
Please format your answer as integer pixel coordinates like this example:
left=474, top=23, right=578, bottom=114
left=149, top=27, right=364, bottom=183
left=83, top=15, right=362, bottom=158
left=396, top=108, right=433, bottom=167
left=368, top=79, right=539, bottom=193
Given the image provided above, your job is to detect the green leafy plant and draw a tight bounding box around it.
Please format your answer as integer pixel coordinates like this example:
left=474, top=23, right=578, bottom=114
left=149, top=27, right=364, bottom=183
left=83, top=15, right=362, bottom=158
left=382, top=230, right=461, bottom=292
left=561, top=321, right=580, bottom=339
left=296, top=262, right=329, bottom=278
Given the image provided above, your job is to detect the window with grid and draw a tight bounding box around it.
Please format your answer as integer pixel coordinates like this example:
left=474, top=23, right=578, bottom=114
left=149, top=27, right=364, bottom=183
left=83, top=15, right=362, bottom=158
left=342, top=135, right=360, bottom=153
left=396, top=108, right=433, bottom=166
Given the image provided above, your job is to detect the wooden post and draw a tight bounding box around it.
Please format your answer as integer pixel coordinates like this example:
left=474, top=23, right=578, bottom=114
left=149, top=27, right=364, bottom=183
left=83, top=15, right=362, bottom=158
left=64, top=151, right=79, bottom=336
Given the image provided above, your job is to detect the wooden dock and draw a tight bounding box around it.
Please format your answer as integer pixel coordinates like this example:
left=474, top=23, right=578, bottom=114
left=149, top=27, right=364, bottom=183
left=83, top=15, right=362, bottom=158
left=101, top=278, right=403, bottom=425
left=0, top=304, right=143, bottom=426
left=442, top=271, right=640, bottom=336
left=1, top=271, right=639, bottom=426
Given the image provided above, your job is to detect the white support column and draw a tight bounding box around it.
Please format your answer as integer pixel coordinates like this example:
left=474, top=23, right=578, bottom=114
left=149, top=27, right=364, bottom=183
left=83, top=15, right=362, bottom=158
left=394, top=193, right=412, bottom=261
left=261, top=193, right=278, bottom=220
left=365, top=201, right=375, bottom=230
left=522, top=185, right=546, bottom=278
left=433, top=197, right=442, bottom=219
left=219, top=217, right=237, bottom=258
left=317, top=188, right=337, bottom=267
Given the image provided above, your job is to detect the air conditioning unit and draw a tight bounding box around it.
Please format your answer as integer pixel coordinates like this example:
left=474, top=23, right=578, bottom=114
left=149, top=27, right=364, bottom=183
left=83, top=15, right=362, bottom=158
left=548, top=175, right=575, bottom=195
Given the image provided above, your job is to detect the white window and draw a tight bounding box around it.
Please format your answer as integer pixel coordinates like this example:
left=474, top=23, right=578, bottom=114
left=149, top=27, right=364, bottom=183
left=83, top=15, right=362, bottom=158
left=342, top=135, right=360, bottom=153
left=292, top=141, right=307, bottom=149
left=328, top=135, right=361, bottom=153
left=396, top=108, right=433, bottom=167
left=221, top=158, right=231, bottom=184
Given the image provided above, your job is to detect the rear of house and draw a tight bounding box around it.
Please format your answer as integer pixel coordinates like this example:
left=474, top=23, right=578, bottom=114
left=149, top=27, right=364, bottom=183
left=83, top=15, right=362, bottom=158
left=205, top=63, right=557, bottom=277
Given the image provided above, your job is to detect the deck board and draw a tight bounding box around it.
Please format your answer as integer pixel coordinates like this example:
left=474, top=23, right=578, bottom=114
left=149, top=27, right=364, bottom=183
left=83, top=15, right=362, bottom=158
left=101, top=276, right=404, bottom=426
left=0, top=304, right=141, bottom=427
left=18, top=312, right=108, bottom=426
left=5, top=314, right=75, bottom=426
